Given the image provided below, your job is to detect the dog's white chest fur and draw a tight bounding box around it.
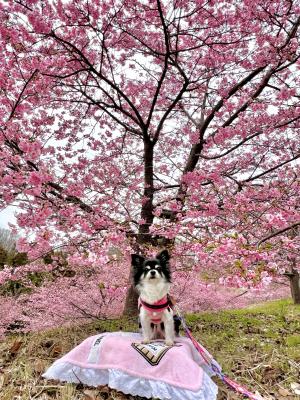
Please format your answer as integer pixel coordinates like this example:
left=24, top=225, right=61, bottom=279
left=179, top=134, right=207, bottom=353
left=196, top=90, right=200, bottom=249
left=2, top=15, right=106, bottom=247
left=138, top=281, right=170, bottom=303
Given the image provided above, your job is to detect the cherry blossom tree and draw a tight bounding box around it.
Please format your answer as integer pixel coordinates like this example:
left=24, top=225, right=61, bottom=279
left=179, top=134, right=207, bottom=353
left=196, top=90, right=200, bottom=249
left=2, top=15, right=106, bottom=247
left=0, top=0, right=299, bottom=323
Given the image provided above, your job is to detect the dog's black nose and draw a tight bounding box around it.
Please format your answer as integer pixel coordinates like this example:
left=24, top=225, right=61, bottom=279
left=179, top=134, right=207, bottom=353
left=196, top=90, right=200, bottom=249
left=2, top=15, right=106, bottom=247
left=150, top=270, right=156, bottom=276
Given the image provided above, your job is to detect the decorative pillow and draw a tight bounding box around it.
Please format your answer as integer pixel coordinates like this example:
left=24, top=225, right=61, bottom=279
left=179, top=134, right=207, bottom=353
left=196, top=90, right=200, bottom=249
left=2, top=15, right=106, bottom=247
left=43, top=332, right=218, bottom=400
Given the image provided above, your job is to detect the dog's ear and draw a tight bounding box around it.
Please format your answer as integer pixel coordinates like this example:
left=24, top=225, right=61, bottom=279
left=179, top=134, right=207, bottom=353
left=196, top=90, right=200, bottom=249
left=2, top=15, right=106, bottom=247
left=156, top=249, right=170, bottom=264
left=131, top=254, right=145, bottom=269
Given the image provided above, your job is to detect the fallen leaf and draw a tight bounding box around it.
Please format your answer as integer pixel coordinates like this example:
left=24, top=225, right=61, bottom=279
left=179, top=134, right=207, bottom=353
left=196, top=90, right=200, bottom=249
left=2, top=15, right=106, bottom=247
left=278, top=387, right=291, bottom=397
left=291, top=382, right=300, bottom=389
left=9, top=340, right=22, bottom=356
left=98, top=385, right=110, bottom=394
left=112, top=391, right=129, bottom=400
left=83, top=389, right=99, bottom=400
left=290, top=382, right=300, bottom=395
left=33, top=359, right=46, bottom=374
left=262, top=366, right=284, bottom=384
left=254, top=391, right=268, bottom=400
left=0, top=375, right=4, bottom=390
left=49, top=344, right=63, bottom=357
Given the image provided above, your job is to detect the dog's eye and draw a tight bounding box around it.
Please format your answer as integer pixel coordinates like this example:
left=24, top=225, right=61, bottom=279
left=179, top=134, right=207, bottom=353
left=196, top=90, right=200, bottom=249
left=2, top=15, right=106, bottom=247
left=144, top=266, right=151, bottom=271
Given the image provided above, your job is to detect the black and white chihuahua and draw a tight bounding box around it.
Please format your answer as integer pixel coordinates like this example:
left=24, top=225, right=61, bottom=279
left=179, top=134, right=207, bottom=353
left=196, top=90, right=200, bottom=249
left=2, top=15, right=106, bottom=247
left=132, top=250, right=179, bottom=346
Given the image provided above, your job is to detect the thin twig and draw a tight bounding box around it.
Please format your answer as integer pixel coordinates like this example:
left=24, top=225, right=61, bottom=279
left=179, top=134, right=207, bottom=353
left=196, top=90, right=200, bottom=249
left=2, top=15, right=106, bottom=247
left=257, top=222, right=300, bottom=247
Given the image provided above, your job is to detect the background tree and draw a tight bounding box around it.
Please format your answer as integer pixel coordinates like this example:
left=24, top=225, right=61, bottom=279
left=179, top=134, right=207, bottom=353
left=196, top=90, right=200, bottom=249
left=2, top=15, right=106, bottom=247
left=0, top=228, right=27, bottom=268
left=0, top=244, right=8, bottom=268
left=0, top=0, right=299, bottom=316
left=0, top=228, right=17, bottom=253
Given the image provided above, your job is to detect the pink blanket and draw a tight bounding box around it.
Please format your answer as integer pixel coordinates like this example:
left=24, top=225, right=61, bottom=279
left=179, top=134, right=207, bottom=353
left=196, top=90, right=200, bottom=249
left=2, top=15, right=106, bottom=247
left=43, top=332, right=218, bottom=400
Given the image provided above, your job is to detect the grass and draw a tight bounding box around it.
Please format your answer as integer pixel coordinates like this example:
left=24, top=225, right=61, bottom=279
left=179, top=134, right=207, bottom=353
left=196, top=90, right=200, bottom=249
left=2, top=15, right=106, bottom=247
left=0, top=299, right=299, bottom=399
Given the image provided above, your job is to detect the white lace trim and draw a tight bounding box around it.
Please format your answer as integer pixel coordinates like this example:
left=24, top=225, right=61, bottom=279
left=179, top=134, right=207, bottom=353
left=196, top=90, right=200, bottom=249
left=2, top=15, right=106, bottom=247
left=43, top=362, right=218, bottom=400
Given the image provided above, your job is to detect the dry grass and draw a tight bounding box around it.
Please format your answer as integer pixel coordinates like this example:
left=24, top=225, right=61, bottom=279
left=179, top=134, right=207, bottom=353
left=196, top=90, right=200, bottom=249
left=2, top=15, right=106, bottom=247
left=0, top=299, right=299, bottom=400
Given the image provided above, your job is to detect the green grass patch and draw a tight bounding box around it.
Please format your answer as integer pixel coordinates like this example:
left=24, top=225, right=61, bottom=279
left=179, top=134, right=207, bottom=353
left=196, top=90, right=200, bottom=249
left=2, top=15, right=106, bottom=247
left=286, top=335, right=300, bottom=347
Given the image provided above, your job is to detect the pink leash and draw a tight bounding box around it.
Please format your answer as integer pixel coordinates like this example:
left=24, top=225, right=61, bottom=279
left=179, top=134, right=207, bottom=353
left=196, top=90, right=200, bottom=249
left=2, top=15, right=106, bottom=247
left=174, top=305, right=262, bottom=400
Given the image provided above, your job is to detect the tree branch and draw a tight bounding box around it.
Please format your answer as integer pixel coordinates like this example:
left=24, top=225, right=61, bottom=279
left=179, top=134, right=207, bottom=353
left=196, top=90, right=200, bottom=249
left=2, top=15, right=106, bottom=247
left=257, top=222, right=300, bottom=247
left=48, top=31, right=146, bottom=129
left=245, top=152, right=300, bottom=183
left=8, top=69, right=38, bottom=121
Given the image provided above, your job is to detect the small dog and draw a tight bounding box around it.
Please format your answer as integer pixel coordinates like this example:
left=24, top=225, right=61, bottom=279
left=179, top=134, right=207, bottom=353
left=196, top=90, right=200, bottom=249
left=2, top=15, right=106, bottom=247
left=131, top=249, right=178, bottom=346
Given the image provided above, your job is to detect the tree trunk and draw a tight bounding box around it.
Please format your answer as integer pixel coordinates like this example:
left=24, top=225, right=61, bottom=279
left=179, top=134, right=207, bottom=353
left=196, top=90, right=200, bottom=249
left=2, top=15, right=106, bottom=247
left=123, top=140, right=155, bottom=316
left=285, top=268, right=300, bottom=305
left=284, top=256, right=300, bottom=304
left=123, top=283, right=139, bottom=316
left=122, top=139, right=177, bottom=316
left=290, top=270, right=300, bottom=304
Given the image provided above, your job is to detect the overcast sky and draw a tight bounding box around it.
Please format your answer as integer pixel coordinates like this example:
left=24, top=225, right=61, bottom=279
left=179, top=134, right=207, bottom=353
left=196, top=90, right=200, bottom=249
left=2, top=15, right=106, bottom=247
left=0, top=207, right=17, bottom=228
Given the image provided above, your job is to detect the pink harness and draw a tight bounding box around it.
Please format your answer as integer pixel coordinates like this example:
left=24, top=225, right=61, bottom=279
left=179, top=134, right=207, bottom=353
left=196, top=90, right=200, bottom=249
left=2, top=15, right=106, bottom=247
left=138, top=296, right=171, bottom=324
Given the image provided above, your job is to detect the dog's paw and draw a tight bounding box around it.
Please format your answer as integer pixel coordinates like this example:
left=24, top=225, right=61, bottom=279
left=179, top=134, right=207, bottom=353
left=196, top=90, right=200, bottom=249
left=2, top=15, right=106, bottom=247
left=142, top=339, right=151, bottom=344
left=165, top=340, right=174, bottom=346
